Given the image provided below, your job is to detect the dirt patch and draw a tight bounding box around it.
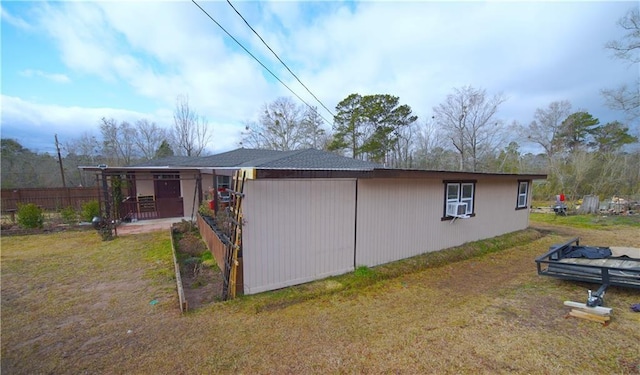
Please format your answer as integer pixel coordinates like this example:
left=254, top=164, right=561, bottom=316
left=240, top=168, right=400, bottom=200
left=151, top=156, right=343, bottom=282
left=171, top=221, right=224, bottom=309
left=179, top=257, right=224, bottom=309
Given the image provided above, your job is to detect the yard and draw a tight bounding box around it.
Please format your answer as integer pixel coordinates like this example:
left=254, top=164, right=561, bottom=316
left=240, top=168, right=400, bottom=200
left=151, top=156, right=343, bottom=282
left=1, top=215, right=639, bottom=374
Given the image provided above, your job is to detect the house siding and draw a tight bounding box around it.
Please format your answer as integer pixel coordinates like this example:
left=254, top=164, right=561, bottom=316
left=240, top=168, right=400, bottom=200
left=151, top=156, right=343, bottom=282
left=242, top=179, right=357, bottom=294
left=355, top=178, right=530, bottom=268
left=136, top=172, right=155, bottom=196
left=180, top=172, right=199, bottom=218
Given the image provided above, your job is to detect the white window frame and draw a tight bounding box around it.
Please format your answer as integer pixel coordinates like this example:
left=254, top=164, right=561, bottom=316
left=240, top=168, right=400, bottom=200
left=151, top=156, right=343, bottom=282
left=517, top=181, right=529, bottom=209
left=460, top=183, right=474, bottom=214
left=444, top=181, right=475, bottom=218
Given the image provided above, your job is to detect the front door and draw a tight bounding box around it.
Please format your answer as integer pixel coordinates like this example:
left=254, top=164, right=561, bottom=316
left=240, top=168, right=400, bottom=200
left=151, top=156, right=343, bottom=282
left=154, top=173, right=184, bottom=218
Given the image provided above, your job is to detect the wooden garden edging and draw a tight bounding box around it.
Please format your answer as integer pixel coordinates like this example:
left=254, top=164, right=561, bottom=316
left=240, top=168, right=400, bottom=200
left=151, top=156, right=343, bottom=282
left=170, top=229, right=188, bottom=313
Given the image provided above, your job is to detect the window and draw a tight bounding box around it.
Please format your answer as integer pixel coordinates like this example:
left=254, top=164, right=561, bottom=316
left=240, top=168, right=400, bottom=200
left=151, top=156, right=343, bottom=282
left=516, top=180, right=529, bottom=209
left=443, top=181, right=476, bottom=219
left=216, top=175, right=231, bottom=190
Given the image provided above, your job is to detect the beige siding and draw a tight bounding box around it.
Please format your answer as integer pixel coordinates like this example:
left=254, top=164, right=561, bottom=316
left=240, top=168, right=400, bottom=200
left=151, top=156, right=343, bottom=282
left=355, top=178, right=530, bottom=267
left=180, top=172, right=199, bottom=218
left=242, top=179, right=356, bottom=294
left=135, top=172, right=155, bottom=196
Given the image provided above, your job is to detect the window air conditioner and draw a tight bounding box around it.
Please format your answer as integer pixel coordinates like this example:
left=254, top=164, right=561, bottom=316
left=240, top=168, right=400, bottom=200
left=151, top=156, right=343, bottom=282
left=446, top=202, right=469, bottom=218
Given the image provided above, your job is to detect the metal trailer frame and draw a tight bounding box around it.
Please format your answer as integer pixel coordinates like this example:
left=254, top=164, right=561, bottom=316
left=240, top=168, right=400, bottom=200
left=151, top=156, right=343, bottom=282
left=535, top=237, right=640, bottom=306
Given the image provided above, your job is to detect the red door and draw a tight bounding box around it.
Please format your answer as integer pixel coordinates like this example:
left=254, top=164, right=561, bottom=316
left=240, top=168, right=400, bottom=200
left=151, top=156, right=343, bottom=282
left=154, top=174, right=184, bottom=218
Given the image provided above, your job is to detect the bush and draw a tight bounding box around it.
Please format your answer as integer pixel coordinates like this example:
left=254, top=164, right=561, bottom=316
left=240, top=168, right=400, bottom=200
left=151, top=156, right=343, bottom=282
left=16, top=203, right=44, bottom=229
left=198, top=202, right=214, bottom=218
left=60, top=206, right=78, bottom=224
left=178, top=233, right=207, bottom=257
left=81, top=200, right=100, bottom=222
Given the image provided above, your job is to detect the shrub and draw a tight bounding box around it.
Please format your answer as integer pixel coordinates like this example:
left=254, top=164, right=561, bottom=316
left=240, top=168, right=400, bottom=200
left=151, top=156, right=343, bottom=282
left=198, top=202, right=214, bottom=218
left=60, top=206, right=78, bottom=224
left=178, top=234, right=207, bottom=257
left=81, top=200, right=100, bottom=222
left=16, top=203, right=44, bottom=229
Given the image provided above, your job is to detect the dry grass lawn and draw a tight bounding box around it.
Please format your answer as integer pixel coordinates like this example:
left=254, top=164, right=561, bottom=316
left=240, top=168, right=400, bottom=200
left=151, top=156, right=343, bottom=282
left=1, top=219, right=639, bottom=374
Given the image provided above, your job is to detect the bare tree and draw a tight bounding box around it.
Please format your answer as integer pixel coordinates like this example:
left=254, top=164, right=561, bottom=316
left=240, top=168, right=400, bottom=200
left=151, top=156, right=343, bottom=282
left=64, top=132, right=102, bottom=186
left=602, top=7, right=640, bottom=124
left=602, top=82, right=640, bottom=124
left=100, top=118, right=138, bottom=166
left=389, top=121, right=417, bottom=168
left=526, top=100, right=573, bottom=158
left=172, top=95, right=212, bottom=156
left=134, top=119, right=167, bottom=160
left=433, top=86, right=506, bottom=171
left=605, top=7, right=640, bottom=64
left=64, top=132, right=101, bottom=163
left=301, top=106, right=328, bottom=149
left=240, top=97, right=317, bottom=151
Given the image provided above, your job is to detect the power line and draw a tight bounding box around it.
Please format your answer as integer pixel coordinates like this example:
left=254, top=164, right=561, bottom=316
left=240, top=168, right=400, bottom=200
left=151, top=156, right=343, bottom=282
left=191, top=0, right=334, bottom=126
left=225, top=0, right=335, bottom=118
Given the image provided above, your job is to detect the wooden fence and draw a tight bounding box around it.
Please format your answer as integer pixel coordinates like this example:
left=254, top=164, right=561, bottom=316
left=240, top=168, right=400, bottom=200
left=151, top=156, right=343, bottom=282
left=197, top=213, right=243, bottom=295
left=1, top=187, right=101, bottom=212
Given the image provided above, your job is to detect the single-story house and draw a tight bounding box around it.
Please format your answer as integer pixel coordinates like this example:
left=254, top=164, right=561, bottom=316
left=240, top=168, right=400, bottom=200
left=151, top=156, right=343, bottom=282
left=81, top=148, right=546, bottom=295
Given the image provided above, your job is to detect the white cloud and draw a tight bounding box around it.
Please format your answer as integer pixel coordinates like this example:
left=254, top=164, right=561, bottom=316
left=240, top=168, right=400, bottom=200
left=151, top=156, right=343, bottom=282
left=2, top=1, right=636, bottom=155
left=29, top=1, right=274, bottom=122
left=0, top=95, right=242, bottom=154
left=0, top=4, right=31, bottom=30
left=19, top=69, right=70, bottom=84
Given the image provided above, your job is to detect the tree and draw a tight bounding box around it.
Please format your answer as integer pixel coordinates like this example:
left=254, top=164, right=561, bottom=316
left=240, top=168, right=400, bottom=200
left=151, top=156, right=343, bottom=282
left=100, top=117, right=138, bottom=166
left=602, top=8, right=640, bottom=123
left=1, top=139, right=61, bottom=188
left=253, top=97, right=305, bottom=150
left=413, top=118, right=450, bottom=170
left=134, top=119, right=167, bottom=160
left=329, top=93, right=365, bottom=158
left=489, top=141, right=522, bottom=173
left=556, top=111, right=600, bottom=153
left=589, top=120, right=638, bottom=153
left=301, top=106, right=328, bottom=149
left=605, top=7, right=640, bottom=64
left=172, top=95, right=212, bottom=156
left=390, top=121, right=418, bottom=168
left=433, top=86, right=506, bottom=171
left=241, top=98, right=331, bottom=151
left=63, top=132, right=109, bottom=187
left=154, top=140, right=175, bottom=159
left=359, top=94, right=418, bottom=165
left=330, top=93, right=417, bottom=164
left=526, top=100, right=572, bottom=158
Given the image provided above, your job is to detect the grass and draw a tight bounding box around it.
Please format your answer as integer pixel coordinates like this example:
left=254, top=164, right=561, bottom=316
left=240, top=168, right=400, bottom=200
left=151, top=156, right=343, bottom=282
left=530, top=212, right=640, bottom=229
left=2, top=220, right=640, bottom=374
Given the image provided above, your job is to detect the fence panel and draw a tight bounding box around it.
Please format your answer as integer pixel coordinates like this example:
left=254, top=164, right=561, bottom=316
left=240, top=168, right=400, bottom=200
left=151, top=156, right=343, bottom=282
left=1, top=187, right=100, bottom=211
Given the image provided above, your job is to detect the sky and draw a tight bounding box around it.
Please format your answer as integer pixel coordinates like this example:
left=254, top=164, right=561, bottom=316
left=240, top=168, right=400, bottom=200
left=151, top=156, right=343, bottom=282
left=1, top=0, right=637, bottom=156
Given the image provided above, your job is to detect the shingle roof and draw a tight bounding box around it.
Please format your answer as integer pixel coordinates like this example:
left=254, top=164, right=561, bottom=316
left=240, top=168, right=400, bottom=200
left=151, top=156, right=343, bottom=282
left=243, top=149, right=381, bottom=170
left=192, top=148, right=287, bottom=167
left=130, top=148, right=381, bottom=170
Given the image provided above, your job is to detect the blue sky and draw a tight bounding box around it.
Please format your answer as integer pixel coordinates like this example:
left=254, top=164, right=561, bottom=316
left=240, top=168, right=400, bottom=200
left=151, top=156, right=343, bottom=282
left=1, top=1, right=637, bottom=155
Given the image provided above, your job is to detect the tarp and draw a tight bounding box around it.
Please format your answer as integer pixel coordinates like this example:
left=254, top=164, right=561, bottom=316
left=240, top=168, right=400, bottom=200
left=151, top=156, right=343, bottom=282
left=565, top=246, right=612, bottom=259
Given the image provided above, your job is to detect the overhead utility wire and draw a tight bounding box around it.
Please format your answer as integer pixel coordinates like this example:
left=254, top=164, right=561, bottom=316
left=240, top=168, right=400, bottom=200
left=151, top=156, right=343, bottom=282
left=191, top=0, right=334, bottom=126
left=226, top=0, right=335, bottom=118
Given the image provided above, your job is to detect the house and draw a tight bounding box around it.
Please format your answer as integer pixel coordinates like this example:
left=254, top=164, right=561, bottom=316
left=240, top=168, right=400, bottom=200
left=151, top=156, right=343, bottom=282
left=81, top=148, right=546, bottom=295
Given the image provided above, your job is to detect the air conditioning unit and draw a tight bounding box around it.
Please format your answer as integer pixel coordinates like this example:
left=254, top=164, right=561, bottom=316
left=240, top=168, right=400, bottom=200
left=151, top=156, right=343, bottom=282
left=447, top=202, right=469, bottom=218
